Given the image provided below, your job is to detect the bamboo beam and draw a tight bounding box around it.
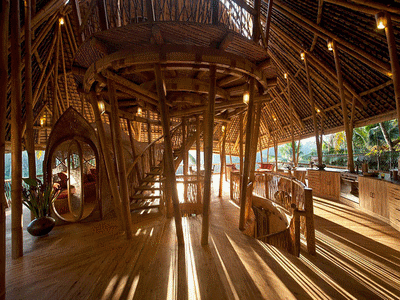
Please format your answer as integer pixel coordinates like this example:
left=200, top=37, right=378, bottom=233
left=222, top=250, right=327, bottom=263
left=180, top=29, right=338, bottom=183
left=383, top=13, right=400, bottom=140
left=25, top=0, right=36, bottom=221
left=310, top=0, right=324, bottom=52
left=201, top=65, right=217, bottom=245
left=71, top=0, right=84, bottom=44
left=273, top=0, right=392, bottom=75
left=263, top=0, right=274, bottom=48
left=10, top=0, right=23, bottom=259
left=274, top=139, right=278, bottom=170
left=219, top=123, right=227, bottom=197
left=304, top=54, right=323, bottom=166
left=88, top=93, right=125, bottom=231
left=239, top=77, right=255, bottom=230
left=253, top=0, right=261, bottom=42
left=326, top=0, right=400, bottom=18
left=154, top=64, right=184, bottom=246
left=97, top=0, right=109, bottom=31
left=108, top=80, right=133, bottom=239
left=332, top=41, right=354, bottom=172
left=0, top=0, right=9, bottom=298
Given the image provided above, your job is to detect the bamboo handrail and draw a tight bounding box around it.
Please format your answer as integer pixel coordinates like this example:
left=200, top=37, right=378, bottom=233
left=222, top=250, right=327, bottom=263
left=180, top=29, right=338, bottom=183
left=127, top=122, right=182, bottom=177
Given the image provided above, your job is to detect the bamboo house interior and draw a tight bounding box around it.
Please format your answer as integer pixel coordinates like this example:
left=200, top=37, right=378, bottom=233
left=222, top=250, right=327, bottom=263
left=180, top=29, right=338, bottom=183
left=1, top=0, right=400, bottom=299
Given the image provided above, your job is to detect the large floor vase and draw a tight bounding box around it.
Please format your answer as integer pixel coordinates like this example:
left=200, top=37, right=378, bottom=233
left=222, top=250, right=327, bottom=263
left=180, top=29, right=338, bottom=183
left=27, top=216, right=56, bottom=236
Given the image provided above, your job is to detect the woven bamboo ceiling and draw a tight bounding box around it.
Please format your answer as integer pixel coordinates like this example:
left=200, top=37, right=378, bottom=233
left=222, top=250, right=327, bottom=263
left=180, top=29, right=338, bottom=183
left=4, top=0, right=400, bottom=156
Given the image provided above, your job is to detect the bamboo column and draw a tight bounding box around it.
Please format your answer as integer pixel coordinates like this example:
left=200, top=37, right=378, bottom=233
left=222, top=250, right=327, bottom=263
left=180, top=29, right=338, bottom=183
left=286, top=76, right=296, bottom=166
left=52, top=22, right=60, bottom=125
left=88, top=94, right=125, bottom=231
left=274, top=139, right=278, bottom=171
left=127, top=119, right=142, bottom=183
left=239, top=112, right=244, bottom=197
left=108, top=79, right=133, bottom=239
left=250, top=104, right=262, bottom=176
left=219, top=123, right=226, bottom=197
left=383, top=13, right=400, bottom=137
left=201, top=65, right=217, bottom=245
left=196, top=116, right=201, bottom=206
left=304, top=53, right=323, bottom=166
left=25, top=0, right=36, bottom=221
left=182, top=117, right=188, bottom=202
left=0, top=0, right=10, bottom=297
left=239, top=78, right=255, bottom=230
left=10, top=0, right=23, bottom=259
left=147, top=109, right=153, bottom=167
left=154, top=64, right=184, bottom=246
left=332, top=41, right=355, bottom=172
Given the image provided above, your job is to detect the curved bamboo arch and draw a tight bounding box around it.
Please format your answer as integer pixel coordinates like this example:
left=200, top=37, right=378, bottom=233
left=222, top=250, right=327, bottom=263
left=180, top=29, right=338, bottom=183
left=83, top=44, right=276, bottom=92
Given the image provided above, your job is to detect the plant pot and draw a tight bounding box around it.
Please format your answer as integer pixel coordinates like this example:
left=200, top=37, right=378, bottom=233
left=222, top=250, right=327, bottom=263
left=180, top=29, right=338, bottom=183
left=27, top=216, right=56, bottom=237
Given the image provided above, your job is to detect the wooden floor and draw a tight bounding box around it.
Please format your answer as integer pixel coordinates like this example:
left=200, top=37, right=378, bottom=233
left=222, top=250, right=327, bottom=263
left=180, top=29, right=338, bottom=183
left=5, top=177, right=400, bottom=299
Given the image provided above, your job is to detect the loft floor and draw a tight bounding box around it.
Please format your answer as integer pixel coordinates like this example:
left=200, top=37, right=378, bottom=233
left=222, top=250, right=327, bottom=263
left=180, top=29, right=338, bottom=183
left=5, top=176, right=400, bottom=299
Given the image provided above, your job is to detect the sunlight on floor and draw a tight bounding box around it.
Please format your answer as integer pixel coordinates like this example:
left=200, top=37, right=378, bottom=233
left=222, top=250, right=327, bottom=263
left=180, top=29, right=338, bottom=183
left=315, top=231, right=400, bottom=299
left=258, top=240, right=332, bottom=300
left=182, top=217, right=201, bottom=300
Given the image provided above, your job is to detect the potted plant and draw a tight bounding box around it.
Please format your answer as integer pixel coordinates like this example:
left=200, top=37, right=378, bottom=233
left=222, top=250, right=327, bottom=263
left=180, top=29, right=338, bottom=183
left=22, top=178, right=61, bottom=236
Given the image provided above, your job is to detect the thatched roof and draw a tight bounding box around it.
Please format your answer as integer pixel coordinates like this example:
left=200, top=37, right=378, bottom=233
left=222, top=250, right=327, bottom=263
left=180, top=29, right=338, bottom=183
left=3, top=0, right=400, bottom=155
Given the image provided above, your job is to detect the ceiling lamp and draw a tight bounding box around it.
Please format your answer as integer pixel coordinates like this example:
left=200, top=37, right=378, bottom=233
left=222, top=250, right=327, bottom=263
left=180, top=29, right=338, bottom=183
left=222, top=125, right=226, bottom=132
left=300, top=52, right=305, bottom=61
left=316, top=108, right=321, bottom=113
left=272, top=115, right=277, bottom=122
left=40, top=117, right=45, bottom=127
left=375, top=12, right=387, bottom=29
left=137, top=107, right=142, bottom=116
left=98, top=100, right=106, bottom=115
left=284, top=73, right=288, bottom=79
left=59, top=17, right=65, bottom=26
left=243, top=91, right=250, bottom=104
left=327, top=39, right=333, bottom=51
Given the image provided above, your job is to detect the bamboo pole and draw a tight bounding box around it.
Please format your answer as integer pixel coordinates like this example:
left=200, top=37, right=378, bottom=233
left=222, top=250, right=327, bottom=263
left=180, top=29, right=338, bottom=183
left=108, top=79, right=133, bottom=239
left=239, top=77, right=255, bottom=230
left=383, top=13, right=400, bottom=139
left=146, top=109, right=153, bottom=167
left=10, top=0, right=23, bottom=259
left=274, top=139, right=278, bottom=171
left=332, top=41, right=354, bottom=172
left=182, top=117, right=188, bottom=202
left=59, top=24, right=69, bottom=108
left=71, top=0, right=84, bottom=44
left=219, top=123, right=226, bottom=197
left=304, top=54, right=323, bottom=166
left=263, top=0, right=274, bottom=48
left=127, top=119, right=142, bottom=183
left=52, top=22, right=60, bottom=125
left=88, top=93, right=125, bottom=231
left=239, top=112, right=244, bottom=196
left=286, top=76, right=296, bottom=166
left=25, top=0, right=36, bottom=221
left=196, top=116, right=201, bottom=206
left=154, top=64, right=184, bottom=246
left=249, top=104, right=262, bottom=182
left=0, top=0, right=9, bottom=297
left=201, top=65, right=217, bottom=245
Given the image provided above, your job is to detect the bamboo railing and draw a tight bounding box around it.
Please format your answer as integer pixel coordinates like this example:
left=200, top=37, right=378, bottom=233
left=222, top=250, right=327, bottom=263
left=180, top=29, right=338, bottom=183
left=175, top=174, right=204, bottom=215
left=230, top=170, right=315, bottom=256
left=81, top=0, right=253, bottom=39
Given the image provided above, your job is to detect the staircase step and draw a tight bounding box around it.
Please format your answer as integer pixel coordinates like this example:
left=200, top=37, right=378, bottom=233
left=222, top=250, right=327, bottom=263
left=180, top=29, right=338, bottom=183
left=135, top=186, right=162, bottom=191
left=131, top=194, right=161, bottom=200
left=130, top=204, right=160, bottom=212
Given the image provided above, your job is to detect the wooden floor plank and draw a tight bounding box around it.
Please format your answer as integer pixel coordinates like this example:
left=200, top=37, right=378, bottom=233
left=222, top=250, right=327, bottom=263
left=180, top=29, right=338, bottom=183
left=5, top=176, right=400, bottom=299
